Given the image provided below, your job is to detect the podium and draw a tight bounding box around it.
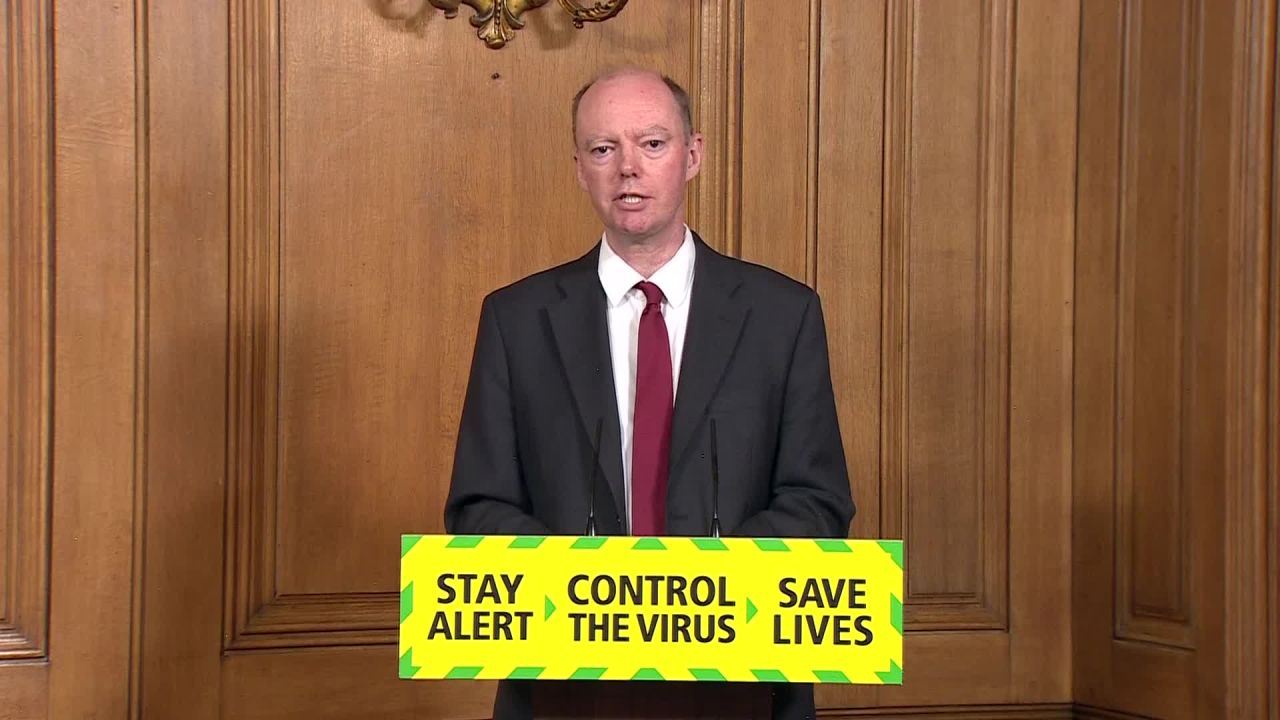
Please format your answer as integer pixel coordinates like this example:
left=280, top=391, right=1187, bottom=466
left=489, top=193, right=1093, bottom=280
left=399, top=535, right=903, bottom=718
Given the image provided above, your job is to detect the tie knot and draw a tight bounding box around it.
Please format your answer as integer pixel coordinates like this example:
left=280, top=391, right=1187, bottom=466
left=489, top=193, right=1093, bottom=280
left=635, top=281, right=665, bottom=308
left=634, top=279, right=665, bottom=307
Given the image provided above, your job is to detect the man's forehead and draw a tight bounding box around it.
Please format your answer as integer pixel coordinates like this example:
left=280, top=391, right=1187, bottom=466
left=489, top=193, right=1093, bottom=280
left=580, top=121, right=675, bottom=139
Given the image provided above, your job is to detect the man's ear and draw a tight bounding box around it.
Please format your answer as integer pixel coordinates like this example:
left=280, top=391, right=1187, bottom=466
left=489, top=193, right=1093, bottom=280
left=684, top=132, right=705, bottom=182
left=574, top=154, right=588, bottom=191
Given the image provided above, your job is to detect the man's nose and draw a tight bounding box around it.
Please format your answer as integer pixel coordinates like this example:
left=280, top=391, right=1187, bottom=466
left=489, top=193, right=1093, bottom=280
left=618, top=145, right=639, bottom=176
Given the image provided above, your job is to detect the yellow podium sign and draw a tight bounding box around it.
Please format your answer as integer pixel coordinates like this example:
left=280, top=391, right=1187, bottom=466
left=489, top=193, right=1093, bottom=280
left=399, top=535, right=903, bottom=684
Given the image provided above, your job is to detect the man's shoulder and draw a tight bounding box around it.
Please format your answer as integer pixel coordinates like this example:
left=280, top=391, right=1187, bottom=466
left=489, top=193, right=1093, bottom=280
left=702, top=246, right=818, bottom=307
left=482, top=248, right=595, bottom=309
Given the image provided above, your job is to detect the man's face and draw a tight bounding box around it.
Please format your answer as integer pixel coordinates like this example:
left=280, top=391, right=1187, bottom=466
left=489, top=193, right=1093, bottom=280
left=574, top=73, right=703, bottom=247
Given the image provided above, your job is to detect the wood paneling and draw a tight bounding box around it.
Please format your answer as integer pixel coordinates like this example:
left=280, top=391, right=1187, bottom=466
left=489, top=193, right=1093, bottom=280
left=1223, top=0, right=1279, bottom=716
left=882, top=0, right=1013, bottom=631
left=1073, top=0, right=1278, bottom=717
left=48, top=0, right=139, bottom=716
left=0, top=0, right=50, bottom=661
left=824, top=0, right=1077, bottom=711
left=0, top=663, right=47, bottom=720
left=830, top=705, right=1072, bottom=719
left=738, top=0, right=811, bottom=278
left=222, top=647, right=494, bottom=720
left=136, top=0, right=229, bottom=716
left=688, top=0, right=740, bottom=254
left=816, top=0, right=884, bottom=549
left=1110, top=0, right=1198, bottom=649
left=14, top=0, right=1274, bottom=717
left=1003, top=0, right=1078, bottom=698
left=1270, top=13, right=1280, bottom=713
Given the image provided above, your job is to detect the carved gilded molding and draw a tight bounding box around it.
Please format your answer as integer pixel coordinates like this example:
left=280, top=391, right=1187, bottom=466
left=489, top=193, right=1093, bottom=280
left=378, top=0, right=628, bottom=49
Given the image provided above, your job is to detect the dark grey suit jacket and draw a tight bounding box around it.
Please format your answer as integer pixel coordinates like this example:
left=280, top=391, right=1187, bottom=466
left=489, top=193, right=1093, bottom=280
left=445, top=234, right=854, bottom=719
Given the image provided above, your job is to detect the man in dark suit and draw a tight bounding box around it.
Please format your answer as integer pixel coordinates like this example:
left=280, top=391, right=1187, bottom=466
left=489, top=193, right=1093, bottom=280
left=445, top=68, right=854, bottom=720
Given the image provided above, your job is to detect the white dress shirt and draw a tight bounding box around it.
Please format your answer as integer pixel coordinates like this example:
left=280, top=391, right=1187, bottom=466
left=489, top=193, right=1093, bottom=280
left=597, top=228, right=696, bottom=528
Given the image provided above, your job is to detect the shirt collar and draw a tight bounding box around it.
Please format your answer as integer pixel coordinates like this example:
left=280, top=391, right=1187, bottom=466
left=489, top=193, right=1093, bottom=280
left=597, top=227, right=696, bottom=308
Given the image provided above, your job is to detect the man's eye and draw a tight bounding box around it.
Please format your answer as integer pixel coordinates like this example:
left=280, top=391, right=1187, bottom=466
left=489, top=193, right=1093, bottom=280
left=591, top=146, right=612, bottom=156
left=646, top=140, right=665, bottom=149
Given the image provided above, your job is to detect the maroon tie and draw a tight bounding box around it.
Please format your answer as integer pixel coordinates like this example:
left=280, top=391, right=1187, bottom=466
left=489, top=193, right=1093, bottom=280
left=631, top=281, right=673, bottom=536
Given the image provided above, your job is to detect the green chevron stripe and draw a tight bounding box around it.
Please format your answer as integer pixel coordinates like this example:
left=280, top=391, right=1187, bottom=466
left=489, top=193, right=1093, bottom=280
left=544, top=595, right=556, bottom=620
left=689, top=668, right=726, bottom=681
left=399, top=582, right=414, bottom=623
left=815, top=539, right=852, bottom=553
left=813, top=669, right=851, bottom=683
left=631, top=667, right=664, bottom=680
left=745, top=598, right=758, bottom=623
left=401, top=534, right=422, bottom=557
left=569, top=667, right=607, bottom=680
left=507, top=667, right=544, bottom=680
left=571, top=537, right=608, bottom=549
left=446, top=536, right=484, bottom=549
left=398, top=649, right=420, bottom=678
left=508, top=536, right=546, bottom=549
left=753, top=538, right=789, bottom=552
left=445, top=666, right=483, bottom=679
left=875, top=660, right=903, bottom=684
left=877, top=540, right=904, bottom=569
left=632, top=538, right=667, bottom=550
left=891, top=594, right=904, bottom=634
left=751, top=669, right=787, bottom=682
left=691, top=537, right=728, bottom=551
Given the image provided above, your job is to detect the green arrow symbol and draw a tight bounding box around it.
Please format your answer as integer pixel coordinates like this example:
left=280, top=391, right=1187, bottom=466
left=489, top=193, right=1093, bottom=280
left=746, top=598, right=757, bottom=623
left=544, top=595, right=556, bottom=620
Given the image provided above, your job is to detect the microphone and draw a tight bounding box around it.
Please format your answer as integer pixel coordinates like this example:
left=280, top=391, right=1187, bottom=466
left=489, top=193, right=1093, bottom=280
left=585, top=417, right=604, bottom=537
left=709, top=418, right=721, bottom=538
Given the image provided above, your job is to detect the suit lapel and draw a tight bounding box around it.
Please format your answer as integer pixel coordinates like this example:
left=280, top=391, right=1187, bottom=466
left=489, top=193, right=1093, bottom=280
left=669, top=237, right=748, bottom=475
left=545, top=248, right=628, bottom=531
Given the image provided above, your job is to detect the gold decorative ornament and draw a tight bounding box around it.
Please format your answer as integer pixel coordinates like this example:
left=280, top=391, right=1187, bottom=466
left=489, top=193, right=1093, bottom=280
left=379, top=0, right=628, bottom=49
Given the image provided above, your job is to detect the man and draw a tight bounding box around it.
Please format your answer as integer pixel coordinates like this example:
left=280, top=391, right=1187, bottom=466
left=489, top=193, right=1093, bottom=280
left=446, top=68, right=854, bottom=720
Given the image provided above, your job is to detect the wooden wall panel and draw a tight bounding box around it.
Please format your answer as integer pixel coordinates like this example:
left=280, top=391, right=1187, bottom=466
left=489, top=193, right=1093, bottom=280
left=136, top=0, right=229, bottom=716
left=0, top=663, right=47, bottom=720
left=815, top=0, right=884, bottom=547
left=1072, top=2, right=1209, bottom=714
left=886, top=0, right=1011, bottom=631
left=0, top=0, right=51, bottom=662
left=1072, top=0, right=1279, bottom=717
left=1111, top=0, right=1197, bottom=650
left=1003, top=0, right=1078, bottom=699
left=738, top=0, right=812, bottom=279
left=48, top=0, right=139, bottom=716
left=819, top=0, right=1076, bottom=711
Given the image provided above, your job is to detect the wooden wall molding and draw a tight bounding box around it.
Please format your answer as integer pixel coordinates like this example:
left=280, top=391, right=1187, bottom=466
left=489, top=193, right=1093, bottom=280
left=1223, top=0, right=1277, bottom=715
left=822, top=704, right=1158, bottom=719
left=128, top=0, right=150, bottom=712
left=881, top=0, right=1013, bottom=632
left=1071, top=705, right=1156, bottom=720
left=1269, top=8, right=1279, bottom=711
left=823, top=703, right=1072, bottom=718
left=0, top=0, right=52, bottom=661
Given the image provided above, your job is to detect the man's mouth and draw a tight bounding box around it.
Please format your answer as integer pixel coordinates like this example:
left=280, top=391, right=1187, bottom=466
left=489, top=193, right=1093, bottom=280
left=616, top=193, right=647, bottom=205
